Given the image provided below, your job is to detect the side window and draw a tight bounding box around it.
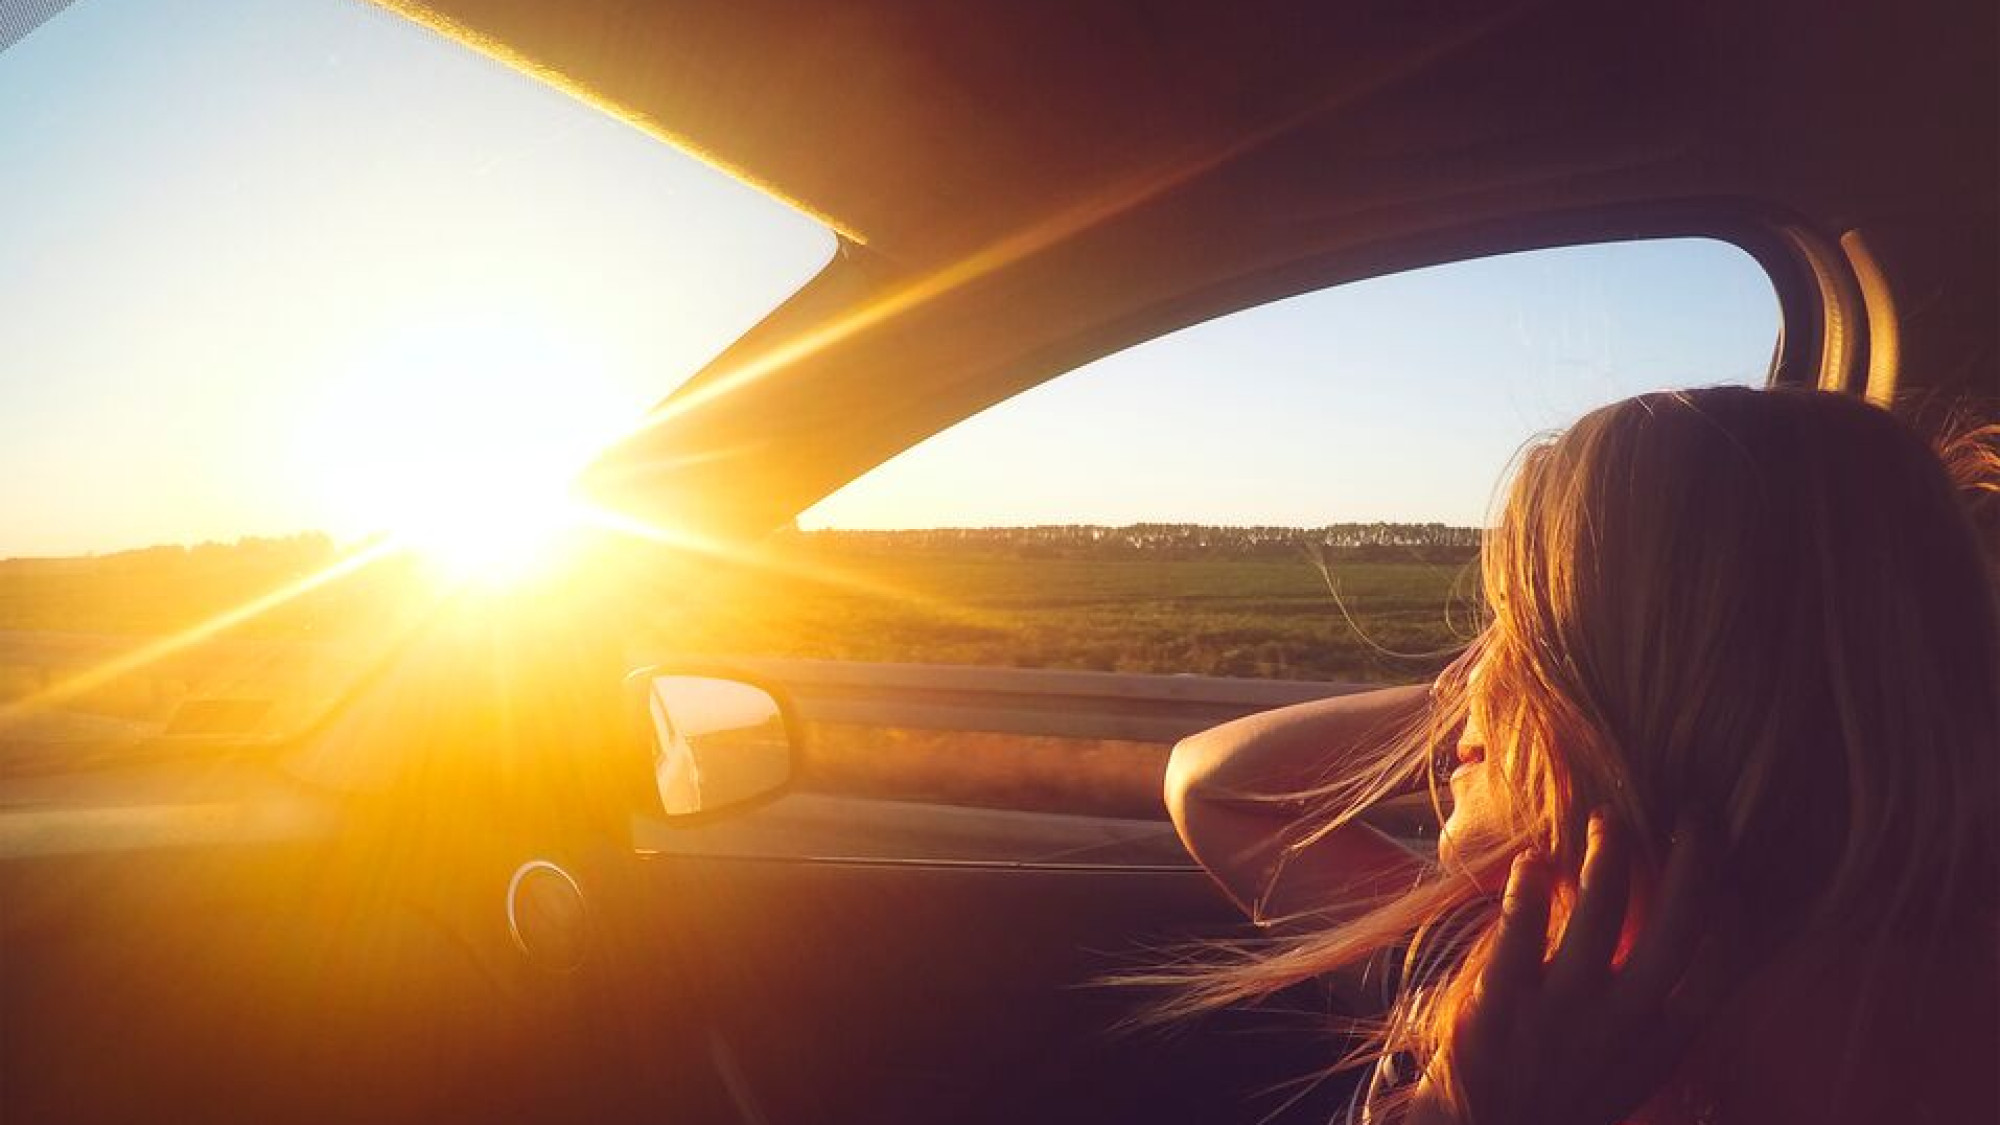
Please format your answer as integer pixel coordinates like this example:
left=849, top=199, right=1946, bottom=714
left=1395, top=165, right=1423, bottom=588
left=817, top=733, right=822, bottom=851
left=695, top=239, right=1782, bottom=816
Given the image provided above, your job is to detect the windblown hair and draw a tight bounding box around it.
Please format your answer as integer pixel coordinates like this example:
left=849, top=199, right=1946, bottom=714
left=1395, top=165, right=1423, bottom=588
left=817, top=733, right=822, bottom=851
left=1148, top=387, right=2000, bottom=1118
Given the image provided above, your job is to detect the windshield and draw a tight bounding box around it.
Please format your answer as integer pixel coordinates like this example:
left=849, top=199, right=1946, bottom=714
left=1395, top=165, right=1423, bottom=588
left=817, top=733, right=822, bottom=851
left=0, top=0, right=835, bottom=754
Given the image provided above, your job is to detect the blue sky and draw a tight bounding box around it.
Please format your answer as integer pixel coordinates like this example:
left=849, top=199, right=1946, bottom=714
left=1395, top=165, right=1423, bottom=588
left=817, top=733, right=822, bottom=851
left=2, top=0, right=1780, bottom=554
left=803, top=239, right=1779, bottom=528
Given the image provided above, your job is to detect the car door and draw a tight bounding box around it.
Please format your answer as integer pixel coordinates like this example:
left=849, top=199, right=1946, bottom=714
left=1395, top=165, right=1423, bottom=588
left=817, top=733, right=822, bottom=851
left=604, top=237, right=1786, bottom=1124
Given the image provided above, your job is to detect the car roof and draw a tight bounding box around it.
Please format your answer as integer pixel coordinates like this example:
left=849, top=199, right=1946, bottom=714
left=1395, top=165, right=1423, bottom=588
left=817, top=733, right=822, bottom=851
left=379, top=0, right=1997, bottom=534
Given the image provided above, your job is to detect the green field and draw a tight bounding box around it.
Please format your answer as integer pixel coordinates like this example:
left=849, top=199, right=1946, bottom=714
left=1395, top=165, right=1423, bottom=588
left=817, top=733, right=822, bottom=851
left=654, top=541, right=1483, bottom=684
left=0, top=530, right=1483, bottom=813
left=652, top=533, right=1484, bottom=815
left=0, top=529, right=1485, bottom=737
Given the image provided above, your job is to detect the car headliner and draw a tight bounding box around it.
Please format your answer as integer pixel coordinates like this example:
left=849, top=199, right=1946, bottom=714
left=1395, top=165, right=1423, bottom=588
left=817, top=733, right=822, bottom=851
left=375, top=0, right=1997, bottom=536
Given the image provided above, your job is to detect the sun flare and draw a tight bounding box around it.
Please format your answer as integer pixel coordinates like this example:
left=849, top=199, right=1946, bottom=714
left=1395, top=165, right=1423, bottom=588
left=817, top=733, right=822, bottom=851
left=298, top=311, right=643, bottom=587
left=387, top=475, right=585, bottom=586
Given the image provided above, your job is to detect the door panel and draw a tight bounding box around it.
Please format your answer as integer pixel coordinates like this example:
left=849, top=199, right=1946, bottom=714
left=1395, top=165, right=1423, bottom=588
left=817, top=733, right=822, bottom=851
left=626, top=845, right=1352, bottom=1124
left=1, top=768, right=1352, bottom=1125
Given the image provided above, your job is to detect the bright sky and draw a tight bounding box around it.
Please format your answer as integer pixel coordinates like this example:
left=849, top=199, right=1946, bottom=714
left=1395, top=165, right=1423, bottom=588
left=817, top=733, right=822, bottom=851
left=802, top=239, right=1779, bottom=529
left=2, top=0, right=1780, bottom=556
left=0, top=0, right=833, bottom=557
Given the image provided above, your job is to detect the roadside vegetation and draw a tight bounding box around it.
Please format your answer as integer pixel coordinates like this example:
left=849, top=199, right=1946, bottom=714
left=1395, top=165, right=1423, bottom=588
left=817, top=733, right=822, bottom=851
left=0, top=527, right=1483, bottom=766
left=0, top=526, right=1481, bottom=678
left=662, top=525, right=1481, bottom=683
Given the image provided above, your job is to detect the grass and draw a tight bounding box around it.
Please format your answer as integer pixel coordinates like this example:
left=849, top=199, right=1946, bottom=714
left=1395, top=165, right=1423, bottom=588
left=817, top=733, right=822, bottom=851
left=647, top=542, right=1484, bottom=685
left=0, top=533, right=1486, bottom=750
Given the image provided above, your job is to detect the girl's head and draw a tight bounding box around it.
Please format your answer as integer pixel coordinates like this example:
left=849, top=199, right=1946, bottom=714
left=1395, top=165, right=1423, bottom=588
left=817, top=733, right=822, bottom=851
left=1441, top=387, right=1998, bottom=952
left=1165, top=387, right=1998, bottom=1108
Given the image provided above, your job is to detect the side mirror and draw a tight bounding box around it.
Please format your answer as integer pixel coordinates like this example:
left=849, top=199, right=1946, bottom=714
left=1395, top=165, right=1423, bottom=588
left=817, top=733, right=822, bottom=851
left=626, top=668, right=798, bottom=819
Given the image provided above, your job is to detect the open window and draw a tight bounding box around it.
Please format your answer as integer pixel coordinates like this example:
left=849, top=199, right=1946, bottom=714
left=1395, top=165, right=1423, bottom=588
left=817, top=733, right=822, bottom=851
left=674, top=238, right=1781, bottom=816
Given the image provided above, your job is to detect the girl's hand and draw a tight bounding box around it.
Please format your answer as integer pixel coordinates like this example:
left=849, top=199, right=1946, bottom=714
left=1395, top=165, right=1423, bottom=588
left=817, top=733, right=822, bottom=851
left=1409, top=814, right=1729, bottom=1125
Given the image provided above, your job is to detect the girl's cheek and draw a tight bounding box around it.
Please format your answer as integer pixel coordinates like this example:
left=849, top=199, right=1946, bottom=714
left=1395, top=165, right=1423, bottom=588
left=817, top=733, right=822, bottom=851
left=1441, top=763, right=1503, bottom=863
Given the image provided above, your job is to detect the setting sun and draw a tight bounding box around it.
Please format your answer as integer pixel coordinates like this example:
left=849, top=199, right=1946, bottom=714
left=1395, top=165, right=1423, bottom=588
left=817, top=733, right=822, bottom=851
left=295, top=309, right=639, bottom=585
left=387, top=474, right=584, bottom=586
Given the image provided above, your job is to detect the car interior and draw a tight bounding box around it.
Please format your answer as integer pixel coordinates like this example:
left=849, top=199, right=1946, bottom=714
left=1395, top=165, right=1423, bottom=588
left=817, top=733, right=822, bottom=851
left=0, top=1, right=1993, bottom=1123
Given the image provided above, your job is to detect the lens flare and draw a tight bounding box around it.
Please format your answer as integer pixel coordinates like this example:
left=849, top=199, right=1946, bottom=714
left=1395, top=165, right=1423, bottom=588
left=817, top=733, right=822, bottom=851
left=299, top=310, right=638, bottom=587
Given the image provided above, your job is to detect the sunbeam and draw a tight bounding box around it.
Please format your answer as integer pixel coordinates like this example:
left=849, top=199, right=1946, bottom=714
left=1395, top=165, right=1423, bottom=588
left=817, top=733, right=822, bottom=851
left=0, top=539, right=400, bottom=731
left=578, top=505, right=1006, bottom=630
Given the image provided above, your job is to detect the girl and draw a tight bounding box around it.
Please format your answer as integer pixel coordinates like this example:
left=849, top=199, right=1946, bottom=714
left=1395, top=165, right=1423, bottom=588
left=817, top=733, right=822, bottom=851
left=1164, top=387, right=1998, bottom=1124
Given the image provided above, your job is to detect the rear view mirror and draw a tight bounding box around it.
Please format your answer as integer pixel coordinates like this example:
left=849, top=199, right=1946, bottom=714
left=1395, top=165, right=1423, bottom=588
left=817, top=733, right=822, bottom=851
left=631, top=671, right=796, bottom=818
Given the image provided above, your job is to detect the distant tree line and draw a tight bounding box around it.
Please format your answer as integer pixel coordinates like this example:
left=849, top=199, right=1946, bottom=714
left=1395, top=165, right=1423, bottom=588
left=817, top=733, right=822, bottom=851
left=786, top=522, right=1481, bottom=561
left=2, top=523, right=1483, bottom=576
left=0, top=533, right=339, bottom=575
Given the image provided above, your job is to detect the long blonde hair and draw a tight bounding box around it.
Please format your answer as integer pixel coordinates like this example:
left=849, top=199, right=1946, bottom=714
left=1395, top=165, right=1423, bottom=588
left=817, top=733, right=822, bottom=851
left=1151, top=387, right=2000, bottom=1117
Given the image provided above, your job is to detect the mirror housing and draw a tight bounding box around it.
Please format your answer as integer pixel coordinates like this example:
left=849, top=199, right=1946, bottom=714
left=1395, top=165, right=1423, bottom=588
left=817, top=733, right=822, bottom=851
left=625, top=666, right=799, bottom=820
